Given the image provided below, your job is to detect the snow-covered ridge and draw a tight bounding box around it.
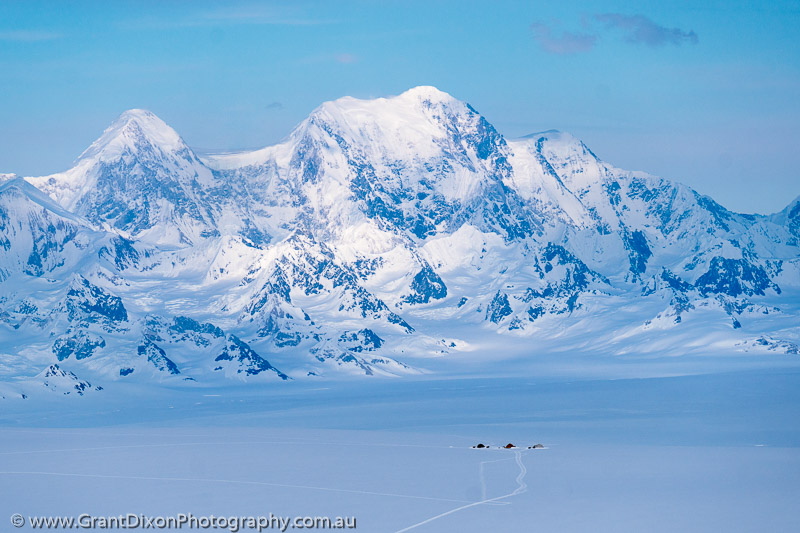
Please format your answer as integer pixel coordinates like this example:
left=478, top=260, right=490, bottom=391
left=2, top=86, right=799, bottom=395
left=78, top=109, right=188, bottom=163
left=202, top=86, right=466, bottom=170
left=24, top=107, right=220, bottom=246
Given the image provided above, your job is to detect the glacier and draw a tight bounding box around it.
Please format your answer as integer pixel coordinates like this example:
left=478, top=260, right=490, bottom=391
left=0, top=85, right=798, bottom=396
left=2, top=86, right=800, bottom=532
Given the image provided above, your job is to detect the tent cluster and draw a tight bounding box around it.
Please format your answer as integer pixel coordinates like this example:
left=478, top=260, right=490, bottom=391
left=472, top=443, right=544, bottom=449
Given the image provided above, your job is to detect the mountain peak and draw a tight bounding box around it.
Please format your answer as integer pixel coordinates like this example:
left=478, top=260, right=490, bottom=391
left=23, top=107, right=216, bottom=245
left=313, top=85, right=462, bottom=118
left=205, top=86, right=465, bottom=170
left=118, top=108, right=156, bottom=120
left=521, top=129, right=574, bottom=143
left=77, top=108, right=187, bottom=163
left=397, top=85, right=457, bottom=103
left=519, top=129, right=600, bottom=163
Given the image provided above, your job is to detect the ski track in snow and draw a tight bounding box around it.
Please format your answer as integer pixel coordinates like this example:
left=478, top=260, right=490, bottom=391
left=395, top=450, right=528, bottom=533
left=478, top=456, right=512, bottom=501
left=0, top=438, right=518, bottom=509
left=0, top=439, right=458, bottom=456
left=0, top=471, right=473, bottom=504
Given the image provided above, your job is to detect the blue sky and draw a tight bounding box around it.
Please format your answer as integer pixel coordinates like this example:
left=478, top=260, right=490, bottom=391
left=1, top=0, right=799, bottom=214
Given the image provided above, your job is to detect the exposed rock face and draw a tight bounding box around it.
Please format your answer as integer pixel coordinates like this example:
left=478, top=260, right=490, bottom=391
left=0, top=86, right=796, bottom=391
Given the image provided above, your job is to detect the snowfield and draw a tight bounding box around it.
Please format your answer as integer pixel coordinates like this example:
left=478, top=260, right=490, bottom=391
left=1, top=86, right=798, bottom=387
left=2, top=86, right=799, bottom=530
left=2, top=356, right=800, bottom=532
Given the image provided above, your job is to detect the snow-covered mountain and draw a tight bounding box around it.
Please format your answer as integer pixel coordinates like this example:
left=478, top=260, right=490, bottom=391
left=2, top=86, right=798, bottom=397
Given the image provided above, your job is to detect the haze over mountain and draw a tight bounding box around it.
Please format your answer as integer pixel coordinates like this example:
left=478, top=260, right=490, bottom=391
left=2, top=86, right=798, bottom=398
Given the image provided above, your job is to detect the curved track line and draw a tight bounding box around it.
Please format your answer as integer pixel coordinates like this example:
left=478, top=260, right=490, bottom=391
left=0, top=442, right=226, bottom=456
left=0, top=439, right=459, bottom=456
left=0, top=471, right=472, bottom=504
left=479, top=457, right=512, bottom=501
left=394, top=450, right=528, bottom=533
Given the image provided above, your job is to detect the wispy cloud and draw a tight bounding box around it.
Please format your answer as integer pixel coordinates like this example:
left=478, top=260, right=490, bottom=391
left=530, top=14, right=698, bottom=55
left=0, top=30, right=62, bottom=42
left=265, top=101, right=284, bottom=110
left=334, top=53, right=358, bottom=64
left=529, top=23, right=596, bottom=55
left=595, top=13, right=698, bottom=47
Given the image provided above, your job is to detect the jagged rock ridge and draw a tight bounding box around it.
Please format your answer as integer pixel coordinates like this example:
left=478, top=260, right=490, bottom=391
left=0, top=86, right=797, bottom=396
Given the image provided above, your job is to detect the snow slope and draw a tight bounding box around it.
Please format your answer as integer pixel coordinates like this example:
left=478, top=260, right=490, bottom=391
left=0, top=86, right=797, bottom=394
left=2, top=366, right=799, bottom=532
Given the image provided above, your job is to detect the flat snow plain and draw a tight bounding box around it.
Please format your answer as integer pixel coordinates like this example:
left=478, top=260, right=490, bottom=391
left=2, top=354, right=799, bottom=532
